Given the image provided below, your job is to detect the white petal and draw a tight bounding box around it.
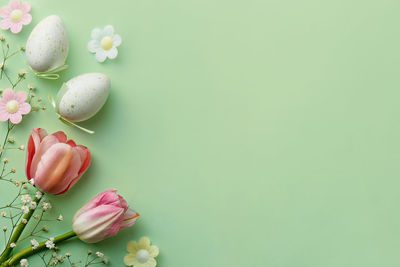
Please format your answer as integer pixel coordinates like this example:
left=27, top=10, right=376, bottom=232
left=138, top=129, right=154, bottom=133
left=103, top=25, right=114, bottom=36
left=95, top=50, right=107, bottom=62
left=88, top=40, right=100, bottom=53
left=112, top=34, right=122, bottom=46
left=106, top=47, right=118, bottom=59
left=91, top=28, right=103, bottom=40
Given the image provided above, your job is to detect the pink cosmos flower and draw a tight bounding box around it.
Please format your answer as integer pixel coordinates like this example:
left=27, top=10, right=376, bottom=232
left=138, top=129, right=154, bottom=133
left=72, top=190, right=139, bottom=243
left=0, top=0, right=32, bottom=34
left=0, top=89, right=31, bottom=124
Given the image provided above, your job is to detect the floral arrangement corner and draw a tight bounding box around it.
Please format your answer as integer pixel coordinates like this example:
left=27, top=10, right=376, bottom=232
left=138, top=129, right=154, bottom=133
left=0, top=36, right=141, bottom=266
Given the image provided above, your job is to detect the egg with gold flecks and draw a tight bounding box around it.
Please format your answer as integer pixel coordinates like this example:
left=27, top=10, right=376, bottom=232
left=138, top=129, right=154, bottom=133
left=56, top=73, right=110, bottom=122
left=26, top=15, right=69, bottom=74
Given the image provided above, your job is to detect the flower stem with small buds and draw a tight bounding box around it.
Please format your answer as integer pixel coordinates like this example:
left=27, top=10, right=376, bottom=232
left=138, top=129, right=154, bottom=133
left=0, top=196, right=41, bottom=264
left=3, top=230, right=76, bottom=267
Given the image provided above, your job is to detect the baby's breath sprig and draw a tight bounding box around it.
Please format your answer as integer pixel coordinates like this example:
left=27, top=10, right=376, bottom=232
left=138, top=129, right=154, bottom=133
left=27, top=84, right=46, bottom=112
left=83, top=250, right=109, bottom=267
left=0, top=36, right=25, bottom=82
left=0, top=178, right=42, bottom=263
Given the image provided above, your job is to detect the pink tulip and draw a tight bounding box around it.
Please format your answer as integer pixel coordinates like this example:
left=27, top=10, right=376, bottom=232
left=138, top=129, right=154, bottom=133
left=25, top=128, right=91, bottom=195
left=72, top=190, right=139, bottom=243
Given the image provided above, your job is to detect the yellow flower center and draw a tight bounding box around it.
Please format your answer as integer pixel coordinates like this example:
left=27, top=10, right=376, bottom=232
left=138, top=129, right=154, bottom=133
left=100, top=36, right=113, bottom=50
left=136, top=249, right=149, bottom=263
left=10, top=9, right=23, bottom=23
left=6, top=100, right=19, bottom=114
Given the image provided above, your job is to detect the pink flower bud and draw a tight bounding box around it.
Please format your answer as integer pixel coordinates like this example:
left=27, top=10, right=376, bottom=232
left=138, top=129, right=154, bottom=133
left=72, top=190, right=139, bottom=243
left=25, top=128, right=91, bottom=195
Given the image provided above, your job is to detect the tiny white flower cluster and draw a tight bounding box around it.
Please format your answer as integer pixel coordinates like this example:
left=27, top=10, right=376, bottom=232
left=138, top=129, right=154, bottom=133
left=21, top=194, right=31, bottom=204
left=35, top=191, right=42, bottom=199
left=20, top=259, right=28, bottom=267
left=30, top=239, right=39, bottom=250
left=20, top=205, right=29, bottom=214
left=45, top=238, right=55, bottom=249
left=42, top=200, right=52, bottom=211
left=20, top=194, right=37, bottom=214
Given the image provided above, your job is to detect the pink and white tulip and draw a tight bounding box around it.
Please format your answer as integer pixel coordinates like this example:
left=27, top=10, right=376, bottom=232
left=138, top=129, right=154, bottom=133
left=72, top=190, right=139, bottom=243
left=25, top=128, right=91, bottom=195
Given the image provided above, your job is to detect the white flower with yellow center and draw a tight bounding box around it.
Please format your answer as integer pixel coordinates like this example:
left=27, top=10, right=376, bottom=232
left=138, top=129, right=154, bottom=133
left=124, top=237, right=159, bottom=267
left=88, top=25, right=121, bottom=62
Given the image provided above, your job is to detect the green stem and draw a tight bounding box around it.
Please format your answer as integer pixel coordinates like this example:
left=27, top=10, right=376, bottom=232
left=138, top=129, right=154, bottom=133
left=4, top=230, right=76, bottom=266
left=0, top=196, right=41, bottom=263
left=0, top=121, right=14, bottom=160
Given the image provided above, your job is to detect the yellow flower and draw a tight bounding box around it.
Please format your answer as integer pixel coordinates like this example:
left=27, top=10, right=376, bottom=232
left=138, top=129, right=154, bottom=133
left=124, top=237, right=159, bottom=267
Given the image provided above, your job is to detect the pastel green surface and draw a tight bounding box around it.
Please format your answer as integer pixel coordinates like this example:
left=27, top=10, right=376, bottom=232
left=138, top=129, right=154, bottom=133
left=1, top=0, right=400, bottom=266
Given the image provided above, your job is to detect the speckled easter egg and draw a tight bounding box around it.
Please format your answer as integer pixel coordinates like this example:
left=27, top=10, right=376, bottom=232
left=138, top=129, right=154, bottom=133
left=26, top=15, right=68, bottom=73
left=56, top=73, right=110, bottom=122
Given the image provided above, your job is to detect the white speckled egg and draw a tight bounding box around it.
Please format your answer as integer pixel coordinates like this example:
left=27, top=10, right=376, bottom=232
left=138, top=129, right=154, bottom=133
left=26, top=15, right=68, bottom=73
left=56, top=73, right=110, bottom=122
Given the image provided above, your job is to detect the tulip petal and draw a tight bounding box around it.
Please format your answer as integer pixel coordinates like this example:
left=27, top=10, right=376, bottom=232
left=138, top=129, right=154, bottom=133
left=76, top=145, right=91, bottom=176
left=56, top=145, right=90, bottom=195
left=29, top=135, right=60, bottom=179
left=120, top=208, right=139, bottom=230
left=52, top=131, right=67, bottom=143
left=73, top=205, right=124, bottom=243
left=67, top=139, right=76, bottom=147
left=73, top=190, right=118, bottom=219
left=34, top=143, right=81, bottom=195
left=25, top=128, right=48, bottom=179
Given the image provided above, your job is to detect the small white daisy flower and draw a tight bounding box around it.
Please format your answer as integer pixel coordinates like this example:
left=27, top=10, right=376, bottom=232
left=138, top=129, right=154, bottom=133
left=21, top=205, right=29, bottom=214
left=96, top=252, right=104, bottom=258
left=88, top=25, right=121, bottom=62
left=30, top=239, right=39, bottom=250
left=20, top=259, right=28, bottom=267
left=45, top=238, right=55, bottom=249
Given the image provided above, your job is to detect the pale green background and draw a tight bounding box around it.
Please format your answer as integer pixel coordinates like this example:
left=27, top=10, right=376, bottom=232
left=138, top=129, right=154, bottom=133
left=1, top=0, right=400, bottom=266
